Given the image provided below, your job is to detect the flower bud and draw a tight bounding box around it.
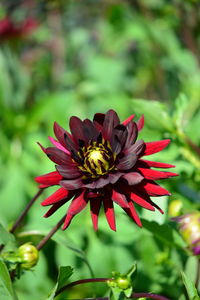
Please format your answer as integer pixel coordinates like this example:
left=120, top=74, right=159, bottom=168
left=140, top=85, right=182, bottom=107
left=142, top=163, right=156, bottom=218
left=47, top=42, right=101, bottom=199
left=115, top=277, right=131, bottom=290
left=168, top=199, right=183, bottom=217
left=173, top=212, right=200, bottom=256
left=18, top=243, right=39, bottom=269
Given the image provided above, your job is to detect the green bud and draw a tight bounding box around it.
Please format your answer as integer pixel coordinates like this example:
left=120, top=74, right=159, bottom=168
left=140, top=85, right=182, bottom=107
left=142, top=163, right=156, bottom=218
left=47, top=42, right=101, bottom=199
left=168, top=200, right=183, bottom=217
left=116, top=276, right=131, bottom=290
left=18, top=243, right=39, bottom=270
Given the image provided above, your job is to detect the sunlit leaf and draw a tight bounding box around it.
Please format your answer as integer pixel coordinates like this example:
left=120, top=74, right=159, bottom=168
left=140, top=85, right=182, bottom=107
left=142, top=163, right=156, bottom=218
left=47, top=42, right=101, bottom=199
left=181, top=271, right=199, bottom=300
left=0, top=260, right=18, bottom=300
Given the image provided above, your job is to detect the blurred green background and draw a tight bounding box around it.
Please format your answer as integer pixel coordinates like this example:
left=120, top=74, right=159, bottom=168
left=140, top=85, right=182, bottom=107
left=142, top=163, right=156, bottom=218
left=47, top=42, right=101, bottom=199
left=0, top=0, right=200, bottom=299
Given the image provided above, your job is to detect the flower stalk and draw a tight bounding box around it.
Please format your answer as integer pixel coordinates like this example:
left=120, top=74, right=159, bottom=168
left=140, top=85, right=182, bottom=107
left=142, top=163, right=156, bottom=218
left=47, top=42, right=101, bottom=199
left=36, top=215, right=66, bottom=251
left=130, top=293, right=171, bottom=300
left=10, top=188, right=44, bottom=234
left=54, top=277, right=171, bottom=300
left=0, top=189, right=44, bottom=253
left=55, top=278, right=111, bottom=297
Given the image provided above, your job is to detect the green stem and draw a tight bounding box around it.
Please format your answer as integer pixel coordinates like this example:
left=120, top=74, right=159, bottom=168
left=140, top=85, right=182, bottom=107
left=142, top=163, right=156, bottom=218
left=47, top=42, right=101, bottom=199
left=54, top=278, right=171, bottom=300
left=10, top=189, right=44, bottom=234
left=0, top=189, right=44, bottom=253
left=131, top=293, right=171, bottom=300
left=55, top=278, right=111, bottom=297
left=36, top=215, right=65, bottom=251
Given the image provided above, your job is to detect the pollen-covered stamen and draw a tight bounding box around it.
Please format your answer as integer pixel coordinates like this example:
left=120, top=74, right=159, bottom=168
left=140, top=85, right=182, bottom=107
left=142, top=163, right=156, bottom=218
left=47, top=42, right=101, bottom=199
left=87, top=149, right=109, bottom=174
left=77, top=141, right=116, bottom=178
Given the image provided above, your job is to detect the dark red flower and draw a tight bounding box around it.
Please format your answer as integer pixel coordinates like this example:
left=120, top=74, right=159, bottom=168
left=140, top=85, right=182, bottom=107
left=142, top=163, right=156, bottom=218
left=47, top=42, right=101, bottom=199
left=0, top=17, right=38, bottom=41
left=35, top=110, right=178, bottom=231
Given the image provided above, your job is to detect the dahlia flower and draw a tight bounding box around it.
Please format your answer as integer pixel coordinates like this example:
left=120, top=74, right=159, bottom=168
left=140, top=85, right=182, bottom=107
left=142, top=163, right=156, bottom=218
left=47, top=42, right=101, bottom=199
left=35, top=110, right=177, bottom=231
left=0, top=17, right=38, bottom=41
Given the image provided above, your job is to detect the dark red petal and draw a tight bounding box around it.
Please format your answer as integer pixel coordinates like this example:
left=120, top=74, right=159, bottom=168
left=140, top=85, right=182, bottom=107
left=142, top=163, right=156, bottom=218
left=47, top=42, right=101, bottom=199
left=48, top=137, right=70, bottom=154
left=130, top=192, right=155, bottom=211
left=60, top=178, right=82, bottom=190
left=148, top=199, right=164, bottom=214
left=138, top=168, right=178, bottom=180
left=62, top=190, right=88, bottom=229
left=35, top=171, right=62, bottom=186
left=38, top=184, right=48, bottom=188
left=143, top=139, right=171, bottom=156
left=122, top=114, right=135, bottom=126
left=83, top=119, right=99, bottom=141
left=84, top=177, right=110, bottom=189
left=137, top=115, right=144, bottom=131
left=128, top=202, right=142, bottom=227
left=124, top=122, right=138, bottom=149
left=70, top=116, right=86, bottom=144
left=108, top=172, right=123, bottom=184
left=90, top=198, right=102, bottom=231
left=122, top=172, right=144, bottom=185
left=56, top=165, right=80, bottom=179
left=138, top=159, right=176, bottom=169
left=93, top=113, right=105, bottom=129
left=38, top=143, right=73, bottom=165
left=44, top=199, right=67, bottom=217
left=54, top=122, right=69, bottom=147
left=41, top=188, right=70, bottom=206
left=67, top=191, right=87, bottom=215
left=125, top=140, right=145, bottom=156
left=62, top=214, right=73, bottom=230
left=102, top=110, right=120, bottom=141
left=117, top=153, right=138, bottom=170
left=103, top=198, right=116, bottom=231
left=111, top=135, right=122, bottom=155
left=123, top=201, right=142, bottom=227
left=64, top=132, right=79, bottom=154
left=141, top=181, right=171, bottom=196
left=112, top=190, right=129, bottom=208
left=111, top=126, right=126, bottom=154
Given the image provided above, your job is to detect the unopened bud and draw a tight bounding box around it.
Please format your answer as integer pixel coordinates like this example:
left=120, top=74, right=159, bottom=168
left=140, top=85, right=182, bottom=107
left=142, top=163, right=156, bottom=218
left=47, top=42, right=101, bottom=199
left=168, top=200, right=183, bottom=217
left=116, top=277, right=131, bottom=290
left=18, top=243, right=39, bottom=269
left=173, top=212, right=200, bottom=256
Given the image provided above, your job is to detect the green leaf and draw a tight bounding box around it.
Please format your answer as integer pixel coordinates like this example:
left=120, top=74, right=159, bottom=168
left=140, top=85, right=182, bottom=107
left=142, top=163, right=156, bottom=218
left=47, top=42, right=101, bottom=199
left=0, top=224, right=16, bottom=250
left=141, top=219, right=186, bottom=249
left=46, top=285, right=57, bottom=300
left=131, top=99, right=174, bottom=132
left=126, top=264, right=137, bottom=282
left=181, top=271, right=199, bottom=300
left=46, top=266, right=73, bottom=300
left=57, top=266, right=73, bottom=292
left=0, top=260, right=18, bottom=300
left=173, top=94, right=189, bottom=130
left=109, top=288, right=126, bottom=300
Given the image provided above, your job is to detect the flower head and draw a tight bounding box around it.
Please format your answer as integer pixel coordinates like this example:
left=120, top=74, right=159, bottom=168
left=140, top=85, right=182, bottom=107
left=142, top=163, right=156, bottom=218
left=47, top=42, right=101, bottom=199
left=0, top=17, right=38, bottom=41
left=173, top=212, right=200, bottom=256
left=35, top=110, right=177, bottom=231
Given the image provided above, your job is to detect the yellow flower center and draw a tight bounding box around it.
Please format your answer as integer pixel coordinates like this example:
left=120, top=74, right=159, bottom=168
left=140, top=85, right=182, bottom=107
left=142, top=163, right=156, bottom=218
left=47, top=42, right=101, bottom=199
left=87, top=149, right=109, bottom=175
left=88, top=150, right=103, bottom=162
left=77, top=141, right=116, bottom=178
